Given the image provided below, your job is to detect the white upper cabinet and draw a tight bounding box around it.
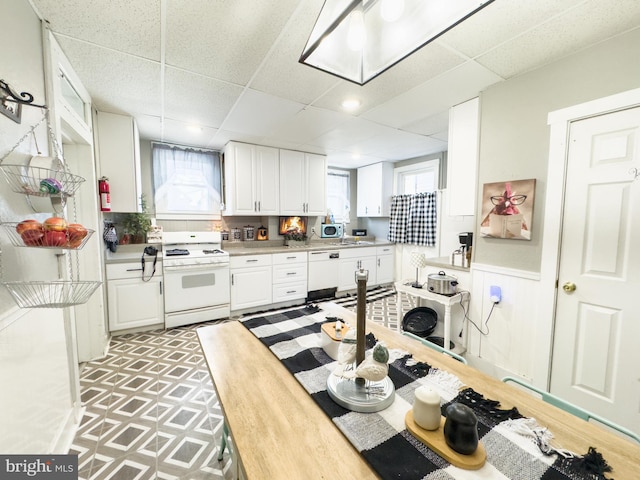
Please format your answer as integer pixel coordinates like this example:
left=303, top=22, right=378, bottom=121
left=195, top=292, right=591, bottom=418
left=357, top=162, right=393, bottom=217
left=279, top=150, right=327, bottom=216
left=223, top=141, right=279, bottom=216
left=447, top=97, right=479, bottom=216
left=94, top=111, right=142, bottom=212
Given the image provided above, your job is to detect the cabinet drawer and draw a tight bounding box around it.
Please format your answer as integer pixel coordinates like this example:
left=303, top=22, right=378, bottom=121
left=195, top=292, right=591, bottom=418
left=230, top=254, right=272, bottom=268
left=273, top=263, right=307, bottom=283
left=106, top=262, right=158, bottom=280
left=338, top=246, right=377, bottom=259
left=272, top=282, right=307, bottom=303
left=376, top=245, right=394, bottom=256
left=272, top=251, right=307, bottom=264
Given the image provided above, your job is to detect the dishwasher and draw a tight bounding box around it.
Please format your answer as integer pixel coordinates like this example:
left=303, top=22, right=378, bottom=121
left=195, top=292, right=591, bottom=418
left=307, top=250, right=340, bottom=299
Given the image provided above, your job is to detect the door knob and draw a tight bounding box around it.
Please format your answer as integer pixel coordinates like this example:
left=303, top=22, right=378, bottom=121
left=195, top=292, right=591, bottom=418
left=562, top=282, right=576, bottom=292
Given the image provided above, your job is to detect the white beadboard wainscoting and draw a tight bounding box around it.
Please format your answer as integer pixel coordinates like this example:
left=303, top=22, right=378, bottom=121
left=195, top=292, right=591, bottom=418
left=0, top=306, right=82, bottom=453
left=465, top=263, right=545, bottom=386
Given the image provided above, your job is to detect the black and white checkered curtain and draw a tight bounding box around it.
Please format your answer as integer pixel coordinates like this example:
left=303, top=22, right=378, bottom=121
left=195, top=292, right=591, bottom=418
left=388, top=192, right=437, bottom=246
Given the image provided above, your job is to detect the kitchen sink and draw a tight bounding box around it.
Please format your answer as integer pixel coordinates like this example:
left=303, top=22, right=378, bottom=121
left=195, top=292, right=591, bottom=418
left=330, top=240, right=374, bottom=246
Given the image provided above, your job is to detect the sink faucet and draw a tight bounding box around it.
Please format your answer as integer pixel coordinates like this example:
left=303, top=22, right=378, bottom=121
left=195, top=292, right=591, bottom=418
left=341, top=222, right=346, bottom=244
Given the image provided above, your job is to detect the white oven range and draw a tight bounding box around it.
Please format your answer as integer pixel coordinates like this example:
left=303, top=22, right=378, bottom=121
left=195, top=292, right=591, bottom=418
left=162, top=231, right=230, bottom=328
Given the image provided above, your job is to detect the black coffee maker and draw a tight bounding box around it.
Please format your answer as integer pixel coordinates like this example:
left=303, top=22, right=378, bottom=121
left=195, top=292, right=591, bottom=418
left=452, top=232, right=473, bottom=267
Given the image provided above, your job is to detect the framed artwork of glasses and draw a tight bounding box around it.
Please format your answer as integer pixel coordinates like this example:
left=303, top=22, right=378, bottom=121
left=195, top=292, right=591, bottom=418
left=480, top=179, right=536, bottom=240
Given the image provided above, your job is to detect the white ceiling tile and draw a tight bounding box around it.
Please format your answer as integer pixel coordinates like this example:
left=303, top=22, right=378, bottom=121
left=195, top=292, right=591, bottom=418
left=362, top=61, right=503, bottom=128
left=157, top=117, right=219, bottom=148
left=34, top=0, right=161, bottom=61
left=324, top=151, right=387, bottom=169
left=268, top=107, right=351, bottom=144
left=164, top=0, right=299, bottom=85
left=135, top=114, right=162, bottom=142
left=221, top=89, right=304, bottom=137
left=401, top=111, right=450, bottom=136
left=249, top=0, right=339, bottom=104
left=307, top=118, right=393, bottom=150
left=439, top=0, right=586, bottom=60
left=311, top=42, right=467, bottom=114
left=164, top=67, right=243, bottom=128
left=475, top=0, right=640, bottom=78
left=55, top=37, right=162, bottom=117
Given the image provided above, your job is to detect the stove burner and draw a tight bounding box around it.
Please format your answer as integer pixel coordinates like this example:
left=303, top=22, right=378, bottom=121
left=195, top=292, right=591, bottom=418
left=203, top=249, right=224, bottom=254
left=166, top=248, right=190, bottom=256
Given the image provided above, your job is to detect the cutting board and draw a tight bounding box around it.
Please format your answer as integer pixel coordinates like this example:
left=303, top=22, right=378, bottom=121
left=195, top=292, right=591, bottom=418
left=405, top=410, right=486, bottom=470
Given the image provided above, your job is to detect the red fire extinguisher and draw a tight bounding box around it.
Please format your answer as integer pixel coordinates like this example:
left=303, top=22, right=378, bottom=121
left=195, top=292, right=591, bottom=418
left=99, top=176, right=111, bottom=212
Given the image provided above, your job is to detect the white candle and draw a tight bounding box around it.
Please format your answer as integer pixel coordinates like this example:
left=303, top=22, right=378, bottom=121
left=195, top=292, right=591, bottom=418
left=413, top=386, right=441, bottom=431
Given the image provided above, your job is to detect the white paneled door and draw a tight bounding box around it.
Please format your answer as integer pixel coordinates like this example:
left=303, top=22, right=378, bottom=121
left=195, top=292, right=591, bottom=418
left=550, top=106, right=640, bottom=434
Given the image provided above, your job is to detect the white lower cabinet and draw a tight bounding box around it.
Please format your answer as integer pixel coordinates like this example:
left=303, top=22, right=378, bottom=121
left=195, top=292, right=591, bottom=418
left=272, top=252, right=308, bottom=303
left=376, top=245, right=395, bottom=285
left=106, top=262, right=164, bottom=332
left=230, top=255, right=272, bottom=311
left=338, top=247, right=377, bottom=292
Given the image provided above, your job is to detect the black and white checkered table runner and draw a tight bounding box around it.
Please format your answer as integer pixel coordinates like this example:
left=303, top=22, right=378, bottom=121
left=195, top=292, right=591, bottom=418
left=241, top=305, right=612, bottom=480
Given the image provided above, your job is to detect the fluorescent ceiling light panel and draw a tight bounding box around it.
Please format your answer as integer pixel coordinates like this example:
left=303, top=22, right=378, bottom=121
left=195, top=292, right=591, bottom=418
left=300, top=0, right=494, bottom=85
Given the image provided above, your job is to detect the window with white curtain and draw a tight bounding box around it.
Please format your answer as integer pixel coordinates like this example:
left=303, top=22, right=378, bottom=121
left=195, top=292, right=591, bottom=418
left=326, top=169, right=351, bottom=223
left=152, top=142, right=222, bottom=220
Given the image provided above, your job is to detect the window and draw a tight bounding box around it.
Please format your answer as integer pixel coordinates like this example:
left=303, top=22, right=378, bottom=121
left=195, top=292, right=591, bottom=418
left=326, top=169, right=351, bottom=223
left=394, top=159, right=440, bottom=195
left=152, top=142, right=222, bottom=220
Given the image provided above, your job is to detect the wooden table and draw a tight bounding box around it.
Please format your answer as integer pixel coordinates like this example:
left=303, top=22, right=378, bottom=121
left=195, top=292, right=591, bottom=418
left=197, top=303, right=639, bottom=479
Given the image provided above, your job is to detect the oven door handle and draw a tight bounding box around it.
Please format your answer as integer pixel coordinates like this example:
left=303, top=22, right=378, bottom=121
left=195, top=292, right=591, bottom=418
left=163, top=263, right=229, bottom=272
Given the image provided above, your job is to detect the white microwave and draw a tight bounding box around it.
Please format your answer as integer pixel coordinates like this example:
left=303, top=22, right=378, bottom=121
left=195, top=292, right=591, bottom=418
left=321, top=224, right=343, bottom=238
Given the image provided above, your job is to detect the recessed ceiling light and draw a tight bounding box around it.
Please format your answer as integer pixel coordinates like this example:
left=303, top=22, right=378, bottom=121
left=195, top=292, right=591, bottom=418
left=186, top=125, right=203, bottom=133
left=341, top=99, right=361, bottom=111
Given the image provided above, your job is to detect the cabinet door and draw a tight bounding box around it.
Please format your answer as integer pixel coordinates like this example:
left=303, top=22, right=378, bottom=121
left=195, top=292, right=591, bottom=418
left=279, top=149, right=306, bottom=214
left=376, top=254, right=394, bottom=285
left=228, top=142, right=257, bottom=215
left=96, top=111, right=141, bottom=212
left=305, top=153, right=327, bottom=215
left=255, top=146, right=279, bottom=215
left=357, top=162, right=393, bottom=217
left=108, top=277, right=163, bottom=331
left=230, top=266, right=272, bottom=310
left=447, top=97, right=479, bottom=216
left=338, top=256, right=377, bottom=291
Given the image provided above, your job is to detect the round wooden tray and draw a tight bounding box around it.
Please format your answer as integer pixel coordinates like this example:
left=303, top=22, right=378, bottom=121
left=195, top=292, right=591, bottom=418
left=405, top=410, right=486, bottom=470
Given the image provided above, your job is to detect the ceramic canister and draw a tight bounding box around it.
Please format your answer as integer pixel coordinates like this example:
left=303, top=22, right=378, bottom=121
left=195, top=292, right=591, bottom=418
left=413, top=386, right=441, bottom=431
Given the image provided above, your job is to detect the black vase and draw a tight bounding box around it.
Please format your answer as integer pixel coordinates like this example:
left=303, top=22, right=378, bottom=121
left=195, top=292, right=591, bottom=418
left=444, top=403, right=479, bottom=455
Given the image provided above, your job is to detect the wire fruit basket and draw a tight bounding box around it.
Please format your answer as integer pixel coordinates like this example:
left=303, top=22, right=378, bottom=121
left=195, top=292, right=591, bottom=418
left=1, top=222, right=94, bottom=249
left=2, top=280, right=102, bottom=308
left=0, top=163, right=85, bottom=199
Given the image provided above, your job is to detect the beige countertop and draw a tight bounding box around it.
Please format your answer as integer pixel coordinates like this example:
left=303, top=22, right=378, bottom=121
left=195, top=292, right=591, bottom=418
left=223, top=238, right=393, bottom=256
left=424, top=255, right=470, bottom=272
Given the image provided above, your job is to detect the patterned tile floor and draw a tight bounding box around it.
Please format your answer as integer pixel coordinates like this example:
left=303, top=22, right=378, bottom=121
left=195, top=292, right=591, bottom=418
left=70, top=288, right=414, bottom=479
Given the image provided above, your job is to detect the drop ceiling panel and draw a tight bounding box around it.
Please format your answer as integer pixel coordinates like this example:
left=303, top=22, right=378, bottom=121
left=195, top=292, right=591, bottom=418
left=55, top=37, right=162, bottom=117
left=165, top=0, right=299, bottom=85
left=163, top=67, right=244, bottom=128
left=476, top=0, right=640, bottom=78
left=363, top=61, right=502, bottom=129
left=220, top=89, right=304, bottom=137
left=402, top=111, right=450, bottom=137
left=267, top=107, right=351, bottom=144
left=34, top=0, right=161, bottom=61
left=347, top=126, right=445, bottom=159
left=249, top=0, right=339, bottom=104
left=311, top=42, right=467, bottom=115
left=158, top=117, right=219, bottom=148
left=324, top=151, right=386, bottom=169
left=439, top=0, right=586, bottom=60
left=307, top=117, right=392, bottom=151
